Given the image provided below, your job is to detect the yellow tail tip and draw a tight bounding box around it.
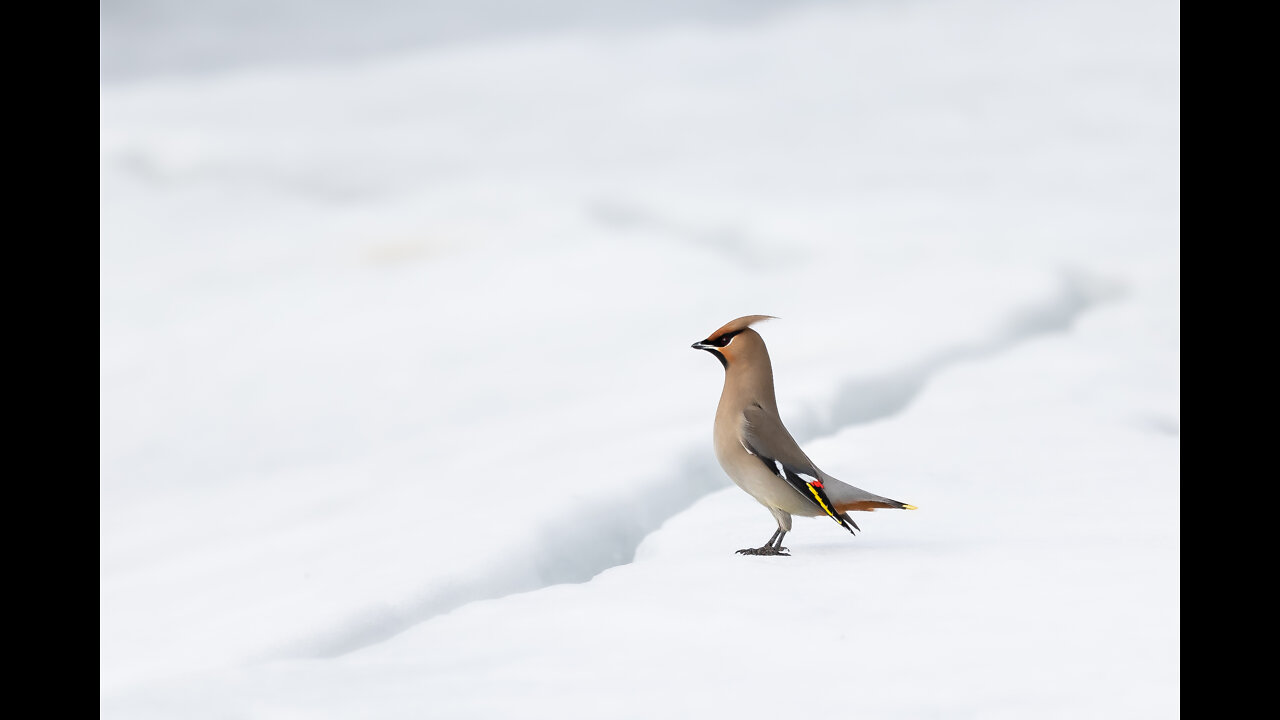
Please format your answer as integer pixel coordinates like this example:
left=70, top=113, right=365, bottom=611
left=903, top=504, right=918, bottom=510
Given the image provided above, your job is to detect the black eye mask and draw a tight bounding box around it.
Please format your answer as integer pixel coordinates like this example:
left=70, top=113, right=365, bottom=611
left=709, top=330, right=743, bottom=347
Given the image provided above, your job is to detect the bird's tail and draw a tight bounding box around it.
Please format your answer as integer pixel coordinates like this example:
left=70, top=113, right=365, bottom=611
left=819, top=470, right=917, bottom=513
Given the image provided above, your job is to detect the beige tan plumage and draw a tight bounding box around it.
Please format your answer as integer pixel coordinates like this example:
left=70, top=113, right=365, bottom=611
left=692, top=315, right=915, bottom=556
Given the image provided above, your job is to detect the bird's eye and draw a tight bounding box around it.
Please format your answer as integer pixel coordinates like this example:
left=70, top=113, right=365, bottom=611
left=714, top=335, right=731, bottom=347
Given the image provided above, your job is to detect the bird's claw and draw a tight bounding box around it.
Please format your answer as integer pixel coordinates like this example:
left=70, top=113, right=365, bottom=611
left=735, top=546, right=790, bottom=556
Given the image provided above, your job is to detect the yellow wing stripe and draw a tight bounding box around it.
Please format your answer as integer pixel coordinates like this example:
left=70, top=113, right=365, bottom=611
left=806, top=483, right=838, bottom=520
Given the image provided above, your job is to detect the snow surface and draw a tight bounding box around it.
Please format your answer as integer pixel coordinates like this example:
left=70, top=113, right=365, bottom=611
left=101, top=0, right=1179, bottom=716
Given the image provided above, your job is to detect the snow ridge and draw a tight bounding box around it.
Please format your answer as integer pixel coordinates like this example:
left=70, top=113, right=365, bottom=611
left=292, top=271, right=1110, bottom=659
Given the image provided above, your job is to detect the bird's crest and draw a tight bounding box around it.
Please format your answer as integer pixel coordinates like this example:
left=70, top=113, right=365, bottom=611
left=705, top=315, right=776, bottom=342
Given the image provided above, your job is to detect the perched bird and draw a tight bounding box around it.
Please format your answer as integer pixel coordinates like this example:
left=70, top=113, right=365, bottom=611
left=692, top=315, right=915, bottom=556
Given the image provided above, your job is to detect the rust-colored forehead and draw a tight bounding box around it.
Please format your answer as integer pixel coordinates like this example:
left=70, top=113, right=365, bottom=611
left=704, top=314, right=776, bottom=340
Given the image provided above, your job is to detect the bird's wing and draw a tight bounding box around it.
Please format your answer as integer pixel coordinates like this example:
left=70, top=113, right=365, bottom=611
left=740, top=403, right=858, bottom=534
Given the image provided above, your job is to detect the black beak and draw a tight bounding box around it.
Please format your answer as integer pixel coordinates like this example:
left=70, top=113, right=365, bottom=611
left=691, top=340, right=728, bottom=368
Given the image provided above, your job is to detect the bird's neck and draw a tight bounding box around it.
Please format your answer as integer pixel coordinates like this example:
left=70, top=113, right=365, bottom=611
left=720, top=353, right=778, bottom=415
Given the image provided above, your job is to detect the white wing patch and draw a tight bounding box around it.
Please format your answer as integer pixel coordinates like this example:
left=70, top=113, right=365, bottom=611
left=794, top=470, right=820, bottom=484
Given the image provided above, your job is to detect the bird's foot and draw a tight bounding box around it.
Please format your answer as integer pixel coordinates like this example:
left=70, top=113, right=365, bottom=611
left=735, top=546, right=790, bottom=556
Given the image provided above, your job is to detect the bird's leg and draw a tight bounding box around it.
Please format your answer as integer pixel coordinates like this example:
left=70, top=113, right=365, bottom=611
left=736, top=529, right=791, bottom=556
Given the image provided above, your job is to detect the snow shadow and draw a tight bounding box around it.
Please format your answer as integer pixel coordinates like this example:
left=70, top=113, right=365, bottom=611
left=292, top=453, right=726, bottom=658
left=790, top=270, right=1118, bottom=440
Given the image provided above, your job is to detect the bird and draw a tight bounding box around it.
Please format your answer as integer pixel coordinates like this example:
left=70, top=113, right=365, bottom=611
left=692, top=315, right=915, bottom=556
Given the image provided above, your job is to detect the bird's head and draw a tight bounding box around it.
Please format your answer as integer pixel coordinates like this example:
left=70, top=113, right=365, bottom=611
left=691, top=315, right=776, bottom=369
